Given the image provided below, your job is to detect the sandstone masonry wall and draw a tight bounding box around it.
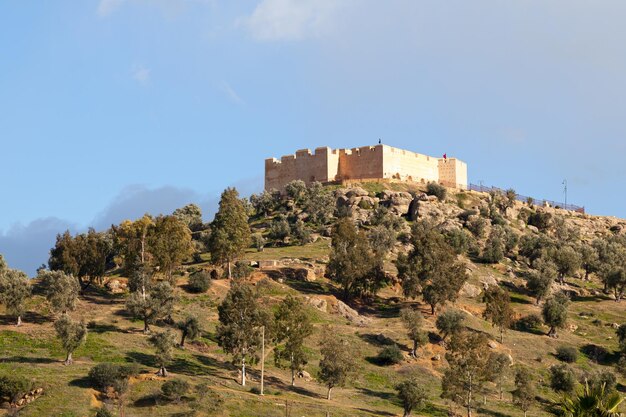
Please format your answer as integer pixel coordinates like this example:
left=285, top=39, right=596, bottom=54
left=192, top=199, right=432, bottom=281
left=265, top=144, right=468, bottom=190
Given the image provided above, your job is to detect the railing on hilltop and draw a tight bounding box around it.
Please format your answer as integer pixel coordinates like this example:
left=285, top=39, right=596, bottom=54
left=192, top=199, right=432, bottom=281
left=468, top=183, right=585, bottom=214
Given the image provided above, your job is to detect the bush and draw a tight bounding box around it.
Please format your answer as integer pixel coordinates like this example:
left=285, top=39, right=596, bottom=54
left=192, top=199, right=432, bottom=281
left=376, top=345, right=404, bottom=365
left=436, top=310, right=465, bottom=340
left=467, top=217, right=487, bottom=239
left=514, top=314, right=543, bottom=332
left=95, top=407, right=114, bottom=417
left=528, top=211, right=553, bottom=231
left=426, top=182, right=447, bottom=201
left=232, top=261, right=253, bottom=279
left=88, top=363, right=140, bottom=392
left=0, top=375, right=33, bottom=403
left=550, top=364, right=576, bottom=394
left=556, top=346, right=578, bottom=363
left=188, top=270, right=211, bottom=293
left=445, top=229, right=472, bottom=255
left=161, top=378, right=190, bottom=403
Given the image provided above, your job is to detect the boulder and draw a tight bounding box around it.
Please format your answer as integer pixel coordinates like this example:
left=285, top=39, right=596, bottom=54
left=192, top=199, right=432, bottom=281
left=105, top=279, right=127, bottom=294
left=488, top=340, right=499, bottom=349
left=461, top=282, right=482, bottom=298
left=345, top=187, right=369, bottom=198
left=307, top=297, right=327, bottom=312
left=431, top=354, right=441, bottom=361
left=335, top=300, right=371, bottom=326
left=380, top=190, right=413, bottom=215
left=297, top=370, right=312, bottom=381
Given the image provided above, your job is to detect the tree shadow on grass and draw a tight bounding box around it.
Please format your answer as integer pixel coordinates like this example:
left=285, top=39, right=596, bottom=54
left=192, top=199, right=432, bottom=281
left=69, top=375, right=93, bottom=389
left=133, top=393, right=159, bottom=408
left=125, top=352, right=212, bottom=377
left=579, top=344, right=618, bottom=365
left=0, top=311, right=50, bottom=325
left=357, top=297, right=402, bottom=319
left=87, top=323, right=125, bottom=334
left=251, top=373, right=321, bottom=399
left=358, top=333, right=396, bottom=347
left=0, top=356, right=57, bottom=364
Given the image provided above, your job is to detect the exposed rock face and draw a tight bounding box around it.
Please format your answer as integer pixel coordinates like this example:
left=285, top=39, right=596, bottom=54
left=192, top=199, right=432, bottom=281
left=380, top=191, right=413, bottom=215
left=306, top=296, right=328, bottom=312
left=334, top=300, right=371, bottom=326
left=461, top=282, right=482, bottom=298
left=297, top=370, right=312, bottom=381
left=105, top=279, right=127, bottom=294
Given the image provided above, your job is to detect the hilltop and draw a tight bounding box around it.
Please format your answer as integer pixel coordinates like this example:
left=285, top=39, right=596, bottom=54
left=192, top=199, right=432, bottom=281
left=1, top=181, right=625, bottom=417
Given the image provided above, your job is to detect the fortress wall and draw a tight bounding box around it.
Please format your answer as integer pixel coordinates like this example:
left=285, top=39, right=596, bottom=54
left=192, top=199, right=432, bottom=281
left=337, top=146, right=384, bottom=180
left=265, top=144, right=468, bottom=191
left=382, top=146, right=439, bottom=183
left=438, top=158, right=468, bottom=189
left=264, top=147, right=337, bottom=190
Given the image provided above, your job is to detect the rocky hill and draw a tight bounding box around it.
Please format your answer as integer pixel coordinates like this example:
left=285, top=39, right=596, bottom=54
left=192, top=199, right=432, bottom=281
left=1, top=181, right=625, bottom=417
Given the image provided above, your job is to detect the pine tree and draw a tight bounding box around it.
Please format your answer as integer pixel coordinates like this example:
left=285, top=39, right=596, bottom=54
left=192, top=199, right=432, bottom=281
left=318, top=329, right=356, bottom=400
left=216, top=283, right=267, bottom=386
left=482, top=286, right=514, bottom=343
left=512, top=367, right=536, bottom=417
left=149, top=215, right=194, bottom=283
left=274, top=295, right=313, bottom=386
left=208, top=188, right=251, bottom=279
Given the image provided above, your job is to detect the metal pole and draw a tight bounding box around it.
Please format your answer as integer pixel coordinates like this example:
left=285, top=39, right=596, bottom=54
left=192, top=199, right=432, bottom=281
left=260, top=325, right=265, bottom=396
left=562, top=179, right=567, bottom=208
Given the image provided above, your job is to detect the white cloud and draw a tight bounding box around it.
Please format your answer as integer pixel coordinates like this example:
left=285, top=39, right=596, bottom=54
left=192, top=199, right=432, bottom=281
left=219, top=81, right=244, bottom=104
left=238, top=0, right=344, bottom=41
left=97, top=0, right=126, bottom=17
left=131, top=64, right=151, bottom=85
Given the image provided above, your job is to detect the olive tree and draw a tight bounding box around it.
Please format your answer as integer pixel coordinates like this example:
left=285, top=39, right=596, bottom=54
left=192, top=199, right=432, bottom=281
left=54, top=314, right=87, bottom=365
left=0, top=268, right=31, bottom=326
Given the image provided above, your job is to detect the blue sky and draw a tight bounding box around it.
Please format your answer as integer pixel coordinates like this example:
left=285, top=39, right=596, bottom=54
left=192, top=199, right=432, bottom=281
left=2, top=0, right=626, bottom=274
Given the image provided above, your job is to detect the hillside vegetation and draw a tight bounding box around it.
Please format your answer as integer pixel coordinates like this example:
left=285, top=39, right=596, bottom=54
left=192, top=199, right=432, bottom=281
left=1, top=180, right=626, bottom=417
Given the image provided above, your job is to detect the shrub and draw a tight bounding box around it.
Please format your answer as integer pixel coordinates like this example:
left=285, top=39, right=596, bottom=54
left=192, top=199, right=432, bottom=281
left=587, top=370, right=617, bottom=392
left=252, top=233, right=266, bottom=252
left=188, top=271, right=211, bottom=293
left=550, top=364, right=576, bottom=394
left=528, top=211, right=553, bottom=231
left=514, top=314, right=543, bottom=332
left=232, top=261, right=253, bottom=280
left=88, top=363, right=140, bottom=392
left=467, top=217, right=487, bottom=239
left=445, top=229, right=472, bottom=255
left=555, top=346, right=578, bottom=363
left=95, top=407, right=114, bottom=417
left=426, top=182, right=447, bottom=201
left=376, top=345, right=404, bottom=365
left=161, top=378, right=190, bottom=403
left=0, top=375, right=33, bottom=403
left=436, top=310, right=465, bottom=340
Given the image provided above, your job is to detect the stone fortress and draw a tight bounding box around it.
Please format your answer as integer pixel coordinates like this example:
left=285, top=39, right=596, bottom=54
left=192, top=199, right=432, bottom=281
left=265, top=144, right=468, bottom=191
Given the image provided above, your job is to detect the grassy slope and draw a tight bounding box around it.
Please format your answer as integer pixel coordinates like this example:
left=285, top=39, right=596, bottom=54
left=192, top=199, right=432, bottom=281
left=1, top=187, right=625, bottom=417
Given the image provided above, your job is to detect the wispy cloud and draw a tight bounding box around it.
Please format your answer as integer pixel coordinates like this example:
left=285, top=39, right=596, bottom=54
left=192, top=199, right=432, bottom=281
left=237, top=0, right=345, bottom=42
left=0, top=217, right=77, bottom=276
left=219, top=81, right=244, bottom=104
left=97, top=0, right=126, bottom=17
left=131, top=64, right=151, bottom=85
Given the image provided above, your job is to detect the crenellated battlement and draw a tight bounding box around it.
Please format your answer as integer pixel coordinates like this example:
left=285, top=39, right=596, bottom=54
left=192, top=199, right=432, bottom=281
left=265, top=144, right=467, bottom=191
